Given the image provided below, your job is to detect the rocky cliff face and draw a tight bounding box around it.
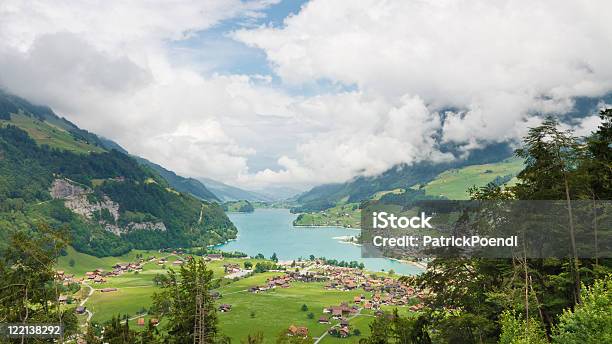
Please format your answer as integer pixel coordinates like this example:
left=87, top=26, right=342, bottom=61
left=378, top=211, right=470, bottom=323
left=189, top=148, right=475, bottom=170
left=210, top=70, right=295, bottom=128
left=50, top=178, right=166, bottom=235
left=50, top=179, right=120, bottom=221
left=103, top=221, right=167, bottom=236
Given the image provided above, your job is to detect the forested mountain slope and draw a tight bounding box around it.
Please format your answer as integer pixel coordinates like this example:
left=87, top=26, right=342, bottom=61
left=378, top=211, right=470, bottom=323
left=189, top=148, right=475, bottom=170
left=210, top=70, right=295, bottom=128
left=199, top=177, right=274, bottom=202
left=134, top=157, right=220, bottom=202
left=0, top=91, right=236, bottom=257
left=96, top=134, right=221, bottom=202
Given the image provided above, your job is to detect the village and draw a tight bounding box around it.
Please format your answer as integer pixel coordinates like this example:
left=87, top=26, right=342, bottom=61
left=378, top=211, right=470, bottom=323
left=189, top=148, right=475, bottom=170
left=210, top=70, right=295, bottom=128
left=243, top=260, right=426, bottom=339
left=55, top=252, right=426, bottom=341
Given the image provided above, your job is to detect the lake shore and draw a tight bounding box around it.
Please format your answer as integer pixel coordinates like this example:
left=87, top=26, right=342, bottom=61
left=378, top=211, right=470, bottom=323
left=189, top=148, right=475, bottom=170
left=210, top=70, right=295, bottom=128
left=292, top=223, right=361, bottom=230
left=218, top=209, right=424, bottom=275
left=390, top=258, right=428, bottom=269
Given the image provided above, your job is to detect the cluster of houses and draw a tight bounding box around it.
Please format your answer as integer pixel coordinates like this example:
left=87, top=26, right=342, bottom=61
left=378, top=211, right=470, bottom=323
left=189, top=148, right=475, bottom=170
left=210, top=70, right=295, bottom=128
left=320, top=266, right=426, bottom=307
left=285, top=270, right=328, bottom=283
left=81, top=258, right=149, bottom=284
left=157, top=257, right=185, bottom=266
left=85, top=269, right=107, bottom=284
left=324, top=302, right=359, bottom=319
left=248, top=275, right=293, bottom=292
left=55, top=270, right=83, bottom=286
left=259, top=261, right=426, bottom=308
left=155, top=253, right=222, bottom=267
left=110, top=261, right=144, bottom=275
left=287, top=325, right=309, bottom=338
left=223, top=263, right=241, bottom=274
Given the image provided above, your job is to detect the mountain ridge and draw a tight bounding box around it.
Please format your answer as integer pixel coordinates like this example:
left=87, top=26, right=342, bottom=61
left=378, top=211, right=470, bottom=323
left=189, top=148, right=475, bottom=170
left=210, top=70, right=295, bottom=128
left=293, top=143, right=514, bottom=212
left=0, top=90, right=236, bottom=257
left=198, top=176, right=274, bottom=202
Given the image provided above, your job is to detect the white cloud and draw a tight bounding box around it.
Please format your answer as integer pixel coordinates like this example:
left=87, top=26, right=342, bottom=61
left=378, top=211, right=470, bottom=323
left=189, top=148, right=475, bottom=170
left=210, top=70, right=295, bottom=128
left=0, top=0, right=292, bottom=185
left=0, top=0, right=278, bottom=52
left=0, top=33, right=152, bottom=113
left=238, top=94, right=453, bottom=188
left=235, top=0, right=612, bottom=146
left=0, top=0, right=610, bottom=190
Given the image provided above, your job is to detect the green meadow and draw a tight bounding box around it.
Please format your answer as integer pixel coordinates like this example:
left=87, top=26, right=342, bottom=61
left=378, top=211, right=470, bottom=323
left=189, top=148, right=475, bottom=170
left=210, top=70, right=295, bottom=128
left=56, top=246, right=169, bottom=275
left=422, top=157, right=524, bottom=199
left=1, top=113, right=105, bottom=154
left=88, top=286, right=157, bottom=323
left=58, top=249, right=415, bottom=343
left=218, top=281, right=370, bottom=343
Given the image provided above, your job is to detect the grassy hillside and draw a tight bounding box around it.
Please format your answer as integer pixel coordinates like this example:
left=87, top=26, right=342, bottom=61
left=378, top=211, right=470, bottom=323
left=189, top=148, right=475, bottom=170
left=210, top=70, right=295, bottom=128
left=292, top=158, right=524, bottom=227
left=56, top=246, right=168, bottom=275
left=2, top=113, right=105, bottom=154
left=293, top=203, right=361, bottom=228
left=422, top=157, right=524, bottom=199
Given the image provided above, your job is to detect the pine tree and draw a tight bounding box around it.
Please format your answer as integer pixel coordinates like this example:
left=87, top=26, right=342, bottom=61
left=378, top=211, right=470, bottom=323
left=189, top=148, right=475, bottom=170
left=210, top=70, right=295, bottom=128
left=152, top=257, right=218, bottom=344
left=0, top=223, right=78, bottom=340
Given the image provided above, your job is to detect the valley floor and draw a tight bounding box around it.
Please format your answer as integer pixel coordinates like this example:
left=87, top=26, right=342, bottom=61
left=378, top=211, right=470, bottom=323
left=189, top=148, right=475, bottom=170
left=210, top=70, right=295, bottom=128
left=56, top=249, right=422, bottom=343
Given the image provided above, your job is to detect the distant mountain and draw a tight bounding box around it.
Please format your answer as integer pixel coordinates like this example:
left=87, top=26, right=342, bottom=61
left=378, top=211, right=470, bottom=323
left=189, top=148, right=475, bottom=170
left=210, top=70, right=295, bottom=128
left=255, top=185, right=302, bottom=201
left=199, top=177, right=273, bottom=202
left=94, top=137, right=220, bottom=202
left=294, top=143, right=514, bottom=212
left=133, top=158, right=220, bottom=202
left=0, top=90, right=236, bottom=257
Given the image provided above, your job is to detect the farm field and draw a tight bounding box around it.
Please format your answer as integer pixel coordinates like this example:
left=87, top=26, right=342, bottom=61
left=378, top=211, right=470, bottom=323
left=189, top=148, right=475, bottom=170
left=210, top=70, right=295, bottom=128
left=218, top=281, right=371, bottom=343
left=88, top=286, right=157, bottom=323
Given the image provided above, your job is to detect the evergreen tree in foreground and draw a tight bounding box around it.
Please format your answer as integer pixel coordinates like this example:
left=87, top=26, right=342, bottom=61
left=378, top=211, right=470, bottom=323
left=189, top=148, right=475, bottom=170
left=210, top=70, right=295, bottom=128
left=0, top=223, right=79, bottom=342
left=152, top=258, right=220, bottom=344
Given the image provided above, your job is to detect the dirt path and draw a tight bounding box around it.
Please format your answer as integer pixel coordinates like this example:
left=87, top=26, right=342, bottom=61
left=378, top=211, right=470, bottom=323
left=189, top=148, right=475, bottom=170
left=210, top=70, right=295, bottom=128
left=79, top=282, right=95, bottom=326
left=313, top=307, right=363, bottom=344
left=221, top=289, right=249, bottom=295
left=120, top=313, right=148, bottom=324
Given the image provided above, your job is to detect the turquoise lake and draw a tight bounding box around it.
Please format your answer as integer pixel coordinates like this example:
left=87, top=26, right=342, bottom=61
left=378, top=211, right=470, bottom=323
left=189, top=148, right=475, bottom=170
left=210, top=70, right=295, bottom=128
left=217, top=208, right=423, bottom=275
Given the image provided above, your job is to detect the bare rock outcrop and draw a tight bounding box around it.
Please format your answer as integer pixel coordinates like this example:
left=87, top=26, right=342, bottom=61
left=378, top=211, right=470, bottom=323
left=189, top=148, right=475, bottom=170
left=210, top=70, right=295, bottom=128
left=51, top=179, right=119, bottom=221
left=50, top=178, right=165, bottom=235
